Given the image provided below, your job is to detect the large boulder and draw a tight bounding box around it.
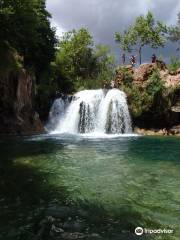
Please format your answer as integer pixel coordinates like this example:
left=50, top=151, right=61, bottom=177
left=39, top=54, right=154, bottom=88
left=160, top=69, right=180, bottom=87
left=133, top=63, right=156, bottom=83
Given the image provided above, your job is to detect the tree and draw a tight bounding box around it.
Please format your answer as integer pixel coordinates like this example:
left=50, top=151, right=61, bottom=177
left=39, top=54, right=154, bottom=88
left=0, top=0, right=56, bottom=77
left=114, top=12, right=167, bottom=64
left=94, top=44, right=115, bottom=83
left=169, top=12, right=180, bottom=50
left=0, top=0, right=57, bottom=121
left=56, top=28, right=94, bottom=79
left=54, top=28, right=95, bottom=91
left=53, top=28, right=115, bottom=92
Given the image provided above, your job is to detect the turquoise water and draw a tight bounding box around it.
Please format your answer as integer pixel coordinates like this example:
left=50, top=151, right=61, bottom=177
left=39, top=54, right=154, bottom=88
left=0, top=134, right=179, bottom=239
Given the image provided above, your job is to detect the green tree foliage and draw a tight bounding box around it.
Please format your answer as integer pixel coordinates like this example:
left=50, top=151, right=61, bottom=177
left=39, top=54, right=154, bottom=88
left=167, top=57, right=180, bottom=72
left=169, top=12, right=180, bottom=54
left=169, top=12, right=180, bottom=43
left=53, top=28, right=115, bottom=92
left=94, top=44, right=115, bottom=84
left=115, top=12, right=167, bottom=64
left=0, top=0, right=57, bottom=120
left=146, top=70, right=165, bottom=96
left=0, top=0, right=56, bottom=77
left=56, top=28, right=94, bottom=88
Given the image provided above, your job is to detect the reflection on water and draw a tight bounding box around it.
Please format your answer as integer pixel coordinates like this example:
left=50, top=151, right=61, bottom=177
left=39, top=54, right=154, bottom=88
left=0, top=134, right=179, bottom=239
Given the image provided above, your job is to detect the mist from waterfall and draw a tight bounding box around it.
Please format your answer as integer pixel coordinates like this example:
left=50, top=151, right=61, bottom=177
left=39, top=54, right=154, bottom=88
left=46, top=89, right=132, bottom=135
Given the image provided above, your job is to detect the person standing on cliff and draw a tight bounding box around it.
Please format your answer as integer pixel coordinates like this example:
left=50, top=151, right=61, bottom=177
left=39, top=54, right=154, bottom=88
left=130, top=55, right=136, bottom=67
left=151, top=54, right=156, bottom=63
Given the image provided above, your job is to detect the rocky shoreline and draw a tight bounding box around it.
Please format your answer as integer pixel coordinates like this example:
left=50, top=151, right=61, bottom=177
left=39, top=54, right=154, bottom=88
left=134, top=125, right=180, bottom=136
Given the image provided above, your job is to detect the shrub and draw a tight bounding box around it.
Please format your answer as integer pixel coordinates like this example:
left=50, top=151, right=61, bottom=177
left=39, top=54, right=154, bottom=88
left=122, top=84, right=153, bottom=117
left=145, top=69, right=165, bottom=96
left=116, top=66, right=133, bottom=87
left=168, top=57, right=180, bottom=72
left=120, top=69, right=168, bottom=118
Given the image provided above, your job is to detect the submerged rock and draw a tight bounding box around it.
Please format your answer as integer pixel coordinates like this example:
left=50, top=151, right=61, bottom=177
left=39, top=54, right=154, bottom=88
left=45, top=206, right=73, bottom=219
left=61, top=232, right=85, bottom=239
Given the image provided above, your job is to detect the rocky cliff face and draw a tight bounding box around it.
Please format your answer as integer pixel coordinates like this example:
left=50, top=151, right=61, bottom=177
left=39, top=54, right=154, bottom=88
left=115, top=63, right=180, bottom=87
left=115, top=63, right=180, bottom=134
left=0, top=68, right=43, bottom=135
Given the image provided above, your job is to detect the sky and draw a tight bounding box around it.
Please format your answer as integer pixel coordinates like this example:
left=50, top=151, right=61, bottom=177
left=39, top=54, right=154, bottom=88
left=46, top=0, right=180, bottom=64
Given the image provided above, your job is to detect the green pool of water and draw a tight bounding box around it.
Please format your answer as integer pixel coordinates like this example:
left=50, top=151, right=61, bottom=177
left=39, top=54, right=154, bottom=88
left=0, top=134, right=179, bottom=239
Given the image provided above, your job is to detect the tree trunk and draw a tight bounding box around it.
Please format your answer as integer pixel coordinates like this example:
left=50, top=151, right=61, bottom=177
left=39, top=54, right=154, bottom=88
left=139, top=46, right=142, bottom=65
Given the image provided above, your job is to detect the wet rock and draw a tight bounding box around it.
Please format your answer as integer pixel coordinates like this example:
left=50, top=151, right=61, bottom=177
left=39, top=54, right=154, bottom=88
left=169, top=125, right=180, bottom=135
left=171, top=99, right=180, bottom=113
left=134, top=125, right=180, bottom=136
left=134, top=127, right=168, bottom=136
left=46, top=206, right=89, bottom=220
left=45, top=206, right=72, bottom=219
left=34, top=216, right=55, bottom=240
left=61, top=232, right=85, bottom=239
left=63, top=220, right=84, bottom=232
left=51, top=224, right=64, bottom=233
left=89, top=233, right=102, bottom=239
left=77, top=209, right=89, bottom=218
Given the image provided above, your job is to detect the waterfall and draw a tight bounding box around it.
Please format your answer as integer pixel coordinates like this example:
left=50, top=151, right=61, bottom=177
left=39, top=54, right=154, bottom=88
left=46, top=89, right=132, bottom=134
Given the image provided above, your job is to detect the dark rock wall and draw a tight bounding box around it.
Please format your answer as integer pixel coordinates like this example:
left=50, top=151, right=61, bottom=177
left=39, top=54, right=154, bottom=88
left=0, top=69, right=43, bottom=135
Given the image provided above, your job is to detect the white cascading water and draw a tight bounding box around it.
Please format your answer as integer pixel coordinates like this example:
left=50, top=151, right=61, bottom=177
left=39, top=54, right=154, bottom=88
left=46, top=89, right=132, bottom=134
